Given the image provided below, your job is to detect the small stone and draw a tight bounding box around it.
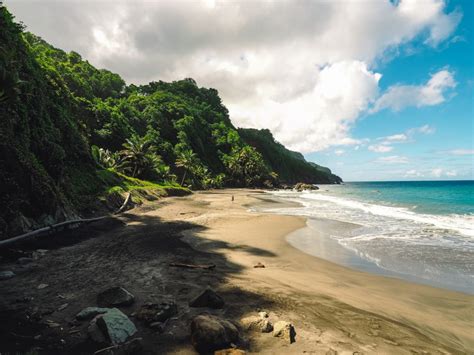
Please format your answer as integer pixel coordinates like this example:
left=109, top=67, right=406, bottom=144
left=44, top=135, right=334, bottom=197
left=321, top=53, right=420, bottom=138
left=190, top=314, right=240, bottom=354
left=135, top=302, right=178, bottom=324
left=33, top=249, right=48, bottom=259
left=17, top=257, right=34, bottom=265
left=57, top=303, right=69, bottom=311
left=258, top=311, right=268, bottom=319
left=76, top=307, right=109, bottom=320
left=97, top=287, right=135, bottom=307
left=189, top=287, right=225, bottom=309
left=253, top=262, right=265, bottom=268
left=241, top=315, right=273, bottom=333
left=37, top=283, right=49, bottom=289
left=0, top=271, right=15, bottom=280
left=149, top=321, right=166, bottom=332
left=273, top=321, right=296, bottom=343
left=326, top=349, right=338, bottom=355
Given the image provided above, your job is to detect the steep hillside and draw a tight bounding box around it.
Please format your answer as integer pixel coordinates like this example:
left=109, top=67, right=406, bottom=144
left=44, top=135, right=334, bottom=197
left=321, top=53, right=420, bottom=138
left=0, top=5, right=341, bottom=238
left=238, top=128, right=342, bottom=184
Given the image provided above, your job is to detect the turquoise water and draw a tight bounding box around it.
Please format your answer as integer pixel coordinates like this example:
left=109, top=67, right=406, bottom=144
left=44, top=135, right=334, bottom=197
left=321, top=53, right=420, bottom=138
left=264, top=180, right=474, bottom=293
left=330, top=180, right=474, bottom=216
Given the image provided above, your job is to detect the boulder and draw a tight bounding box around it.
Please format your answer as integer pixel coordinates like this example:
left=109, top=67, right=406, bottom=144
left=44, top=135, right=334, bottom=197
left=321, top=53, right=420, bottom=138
left=272, top=321, right=296, bottom=343
left=294, top=183, right=319, bottom=192
left=240, top=315, right=273, bottom=333
left=97, top=287, right=135, bottom=307
left=135, top=302, right=177, bottom=324
left=190, top=314, right=240, bottom=354
left=76, top=307, right=109, bottom=320
left=93, top=308, right=137, bottom=345
left=189, top=288, right=225, bottom=309
left=0, top=271, right=15, bottom=280
left=253, top=262, right=265, bottom=268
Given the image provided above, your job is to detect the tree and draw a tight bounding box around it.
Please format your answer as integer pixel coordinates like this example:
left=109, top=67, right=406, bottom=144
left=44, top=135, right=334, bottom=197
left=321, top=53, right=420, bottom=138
left=175, top=149, right=198, bottom=186
left=121, top=134, right=159, bottom=178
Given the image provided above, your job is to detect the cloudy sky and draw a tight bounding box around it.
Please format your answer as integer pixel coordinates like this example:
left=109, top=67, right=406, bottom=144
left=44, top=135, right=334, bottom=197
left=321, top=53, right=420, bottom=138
left=6, top=0, right=473, bottom=181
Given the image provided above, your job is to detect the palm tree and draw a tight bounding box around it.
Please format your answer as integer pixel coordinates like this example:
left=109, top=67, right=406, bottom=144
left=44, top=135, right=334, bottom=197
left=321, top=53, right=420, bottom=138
left=175, top=149, right=198, bottom=186
left=121, top=135, right=155, bottom=177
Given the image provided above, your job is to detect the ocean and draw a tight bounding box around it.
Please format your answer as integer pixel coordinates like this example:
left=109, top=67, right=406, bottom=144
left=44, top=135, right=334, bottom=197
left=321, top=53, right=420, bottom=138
left=261, top=181, right=474, bottom=294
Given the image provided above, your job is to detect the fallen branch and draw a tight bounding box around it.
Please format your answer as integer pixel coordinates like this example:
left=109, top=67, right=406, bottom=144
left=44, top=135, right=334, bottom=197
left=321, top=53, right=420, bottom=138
left=169, top=262, right=216, bottom=270
left=0, top=193, right=132, bottom=248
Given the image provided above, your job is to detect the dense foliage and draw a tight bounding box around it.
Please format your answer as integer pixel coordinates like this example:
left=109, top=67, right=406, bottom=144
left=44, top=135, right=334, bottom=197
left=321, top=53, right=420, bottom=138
left=0, top=5, right=340, bottom=237
left=238, top=128, right=342, bottom=184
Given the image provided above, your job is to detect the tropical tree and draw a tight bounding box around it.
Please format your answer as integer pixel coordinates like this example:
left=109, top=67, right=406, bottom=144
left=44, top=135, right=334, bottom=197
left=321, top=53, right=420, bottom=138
left=175, top=149, right=198, bottom=186
left=121, top=134, right=160, bottom=178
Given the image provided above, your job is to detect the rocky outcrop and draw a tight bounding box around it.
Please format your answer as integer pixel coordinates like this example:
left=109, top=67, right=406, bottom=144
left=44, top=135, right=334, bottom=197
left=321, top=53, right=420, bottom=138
left=294, top=183, right=319, bottom=191
left=190, top=314, right=240, bottom=353
left=189, top=287, right=225, bottom=309
left=97, top=287, right=135, bottom=307
left=272, top=321, right=296, bottom=343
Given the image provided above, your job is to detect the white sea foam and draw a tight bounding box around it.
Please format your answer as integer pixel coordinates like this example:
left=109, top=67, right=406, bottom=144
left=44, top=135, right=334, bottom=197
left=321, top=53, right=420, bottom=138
left=263, top=189, right=474, bottom=293
left=276, top=191, right=474, bottom=238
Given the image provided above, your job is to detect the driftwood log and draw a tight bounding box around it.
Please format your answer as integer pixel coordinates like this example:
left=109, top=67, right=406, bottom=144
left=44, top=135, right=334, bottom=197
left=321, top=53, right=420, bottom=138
left=0, top=193, right=132, bottom=248
left=169, top=262, right=216, bottom=270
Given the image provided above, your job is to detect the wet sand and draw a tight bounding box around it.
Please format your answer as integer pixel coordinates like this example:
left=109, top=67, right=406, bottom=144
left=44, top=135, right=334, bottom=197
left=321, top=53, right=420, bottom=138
left=1, top=189, right=472, bottom=354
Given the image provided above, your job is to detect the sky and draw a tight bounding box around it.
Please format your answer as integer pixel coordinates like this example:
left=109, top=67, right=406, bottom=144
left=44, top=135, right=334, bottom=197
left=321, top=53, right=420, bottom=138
left=5, top=0, right=473, bottom=181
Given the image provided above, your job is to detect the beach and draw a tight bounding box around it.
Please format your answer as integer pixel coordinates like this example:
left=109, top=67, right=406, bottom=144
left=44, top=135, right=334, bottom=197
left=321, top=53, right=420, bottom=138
left=1, top=189, right=472, bottom=354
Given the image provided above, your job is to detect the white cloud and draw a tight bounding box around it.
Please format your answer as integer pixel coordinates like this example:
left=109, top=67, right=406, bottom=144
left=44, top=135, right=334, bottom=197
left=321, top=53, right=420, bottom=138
left=376, top=155, right=409, bottom=164
left=447, top=149, right=474, bottom=155
left=383, top=133, right=409, bottom=142
left=446, top=170, right=458, bottom=177
left=368, top=144, right=393, bottom=153
left=334, top=149, right=345, bottom=156
left=431, top=168, right=443, bottom=177
left=4, top=0, right=462, bottom=153
left=416, top=124, right=436, bottom=134
left=405, top=169, right=424, bottom=177
left=371, top=70, right=456, bottom=113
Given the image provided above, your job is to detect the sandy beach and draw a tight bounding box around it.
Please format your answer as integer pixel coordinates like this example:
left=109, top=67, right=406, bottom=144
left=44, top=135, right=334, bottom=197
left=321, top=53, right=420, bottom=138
left=1, top=189, right=472, bottom=354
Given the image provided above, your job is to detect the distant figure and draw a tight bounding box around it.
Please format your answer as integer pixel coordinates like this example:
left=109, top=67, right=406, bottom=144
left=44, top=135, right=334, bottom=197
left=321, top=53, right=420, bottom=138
left=231, top=195, right=234, bottom=202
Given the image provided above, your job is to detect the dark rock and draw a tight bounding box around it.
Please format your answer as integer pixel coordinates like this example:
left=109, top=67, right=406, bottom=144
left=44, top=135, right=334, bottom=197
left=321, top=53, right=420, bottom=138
left=253, top=262, right=265, bottom=268
left=294, top=183, right=319, bottom=192
left=76, top=307, right=109, bottom=320
left=0, top=271, right=15, bottom=280
left=90, top=308, right=137, bottom=345
left=97, top=287, right=135, bottom=307
left=135, top=302, right=177, bottom=324
left=189, top=287, right=225, bottom=309
left=190, top=314, right=240, bottom=353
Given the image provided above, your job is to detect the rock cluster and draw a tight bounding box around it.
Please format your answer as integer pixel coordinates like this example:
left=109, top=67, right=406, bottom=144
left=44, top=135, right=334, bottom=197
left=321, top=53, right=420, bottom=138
left=294, top=182, right=319, bottom=191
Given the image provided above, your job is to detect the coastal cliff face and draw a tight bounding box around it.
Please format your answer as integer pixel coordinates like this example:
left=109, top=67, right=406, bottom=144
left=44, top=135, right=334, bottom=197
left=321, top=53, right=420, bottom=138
left=0, top=6, right=340, bottom=238
left=238, top=128, right=342, bottom=184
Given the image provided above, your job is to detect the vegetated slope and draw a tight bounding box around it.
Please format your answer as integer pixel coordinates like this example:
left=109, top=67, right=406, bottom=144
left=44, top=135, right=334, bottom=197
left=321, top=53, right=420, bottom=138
left=0, top=5, right=341, bottom=238
left=238, top=128, right=342, bottom=184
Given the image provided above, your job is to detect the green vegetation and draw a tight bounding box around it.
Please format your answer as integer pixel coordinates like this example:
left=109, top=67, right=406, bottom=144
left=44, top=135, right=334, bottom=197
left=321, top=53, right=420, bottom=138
left=238, top=128, right=342, bottom=184
left=0, top=6, right=340, bottom=237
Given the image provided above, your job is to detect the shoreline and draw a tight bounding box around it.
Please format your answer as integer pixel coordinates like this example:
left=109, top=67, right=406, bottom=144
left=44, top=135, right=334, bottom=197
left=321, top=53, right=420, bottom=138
left=253, top=190, right=474, bottom=295
left=178, top=189, right=473, bottom=353
left=1, top=188, right=472, bottom=354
